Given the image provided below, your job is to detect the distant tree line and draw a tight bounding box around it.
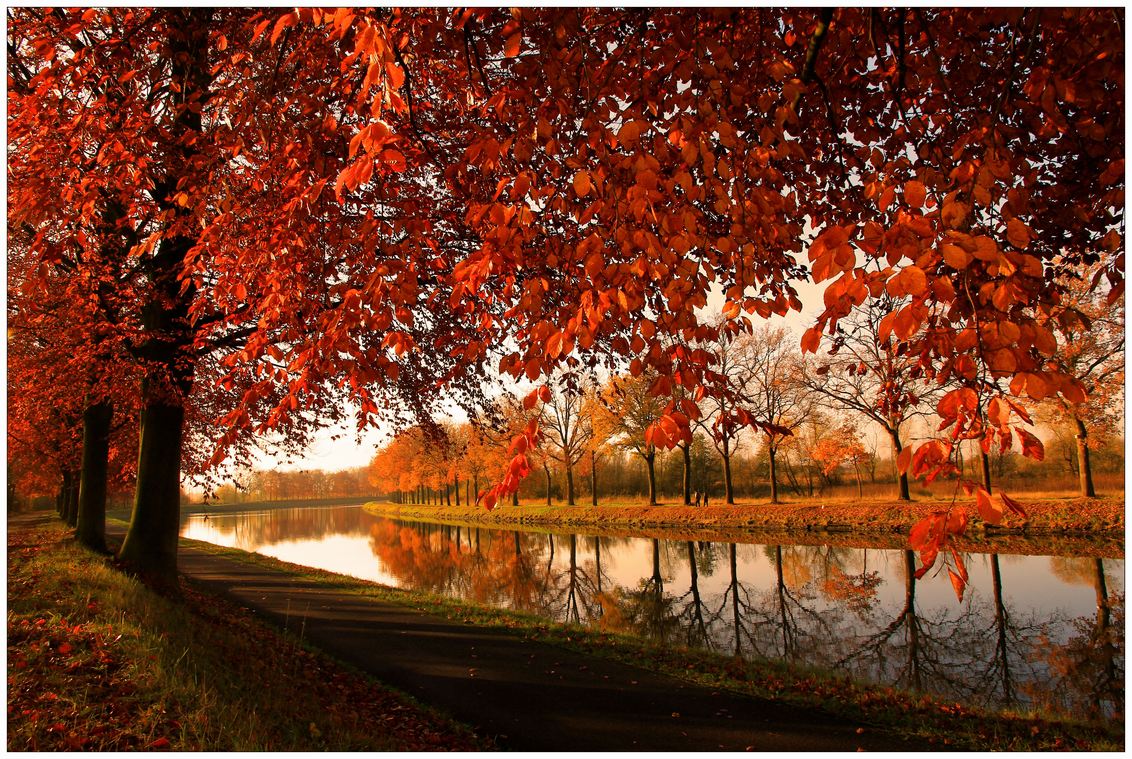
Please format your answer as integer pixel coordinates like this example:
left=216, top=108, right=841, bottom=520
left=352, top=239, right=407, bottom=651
left=369, top=305, right=1123, bottom=507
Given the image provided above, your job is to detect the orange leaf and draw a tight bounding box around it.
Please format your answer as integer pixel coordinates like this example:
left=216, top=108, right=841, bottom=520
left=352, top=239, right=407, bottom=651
left=976, top=488, right=1003, bottom=524
left=504, top=30, right=521, bottom=58
left=904, top=180, right=927, bottom=208
left=941, top=243, right=971, bottom=269
left=800, top=327, right=822, bottom=354
left=999, top=492, right=1029, bottom=520
left=948, top=567, right=966, bottom=602
left=1014, top=427, right=1044, bottom=460
left=909, top=516, right=934, bottom=550
left=1006, top=218, right=1030, bottom=249
left=896, top=446, right=912, bottom=475
left=573, top=170, right=592, bottom=197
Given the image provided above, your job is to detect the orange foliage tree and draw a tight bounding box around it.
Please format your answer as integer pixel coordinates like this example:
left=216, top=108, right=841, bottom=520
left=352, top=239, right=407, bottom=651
left=8, top=8, right=1123, bottom=588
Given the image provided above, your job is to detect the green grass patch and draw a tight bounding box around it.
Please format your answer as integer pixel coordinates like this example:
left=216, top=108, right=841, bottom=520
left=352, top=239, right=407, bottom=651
left=185, top=536, right=1123, bottom=751
left=7, top=518, right=488, bottom=751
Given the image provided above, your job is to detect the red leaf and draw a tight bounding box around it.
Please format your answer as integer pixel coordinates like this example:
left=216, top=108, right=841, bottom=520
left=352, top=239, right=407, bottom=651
left=975, top=488, right=1003, bottom=525
left=800, top=327, right=822, bottom=353
left=504, top=29, right=522, bottom=58
left=904, top=180, right=927, bottom=207
left=1014, top=427, right=1045, bottom=461
left=999, top=492, right=1028, bottom=520
left=948, top=568, right=966, bottom=602
left=896, top=446, right=912, bottom=475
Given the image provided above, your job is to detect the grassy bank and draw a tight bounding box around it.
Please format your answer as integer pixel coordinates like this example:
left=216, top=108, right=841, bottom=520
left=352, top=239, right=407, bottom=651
left=364, top=496, right=1124, bottom=542
left=7, top=517, right=487, bottom=751
left=185, top=536, right=1122, bottom=752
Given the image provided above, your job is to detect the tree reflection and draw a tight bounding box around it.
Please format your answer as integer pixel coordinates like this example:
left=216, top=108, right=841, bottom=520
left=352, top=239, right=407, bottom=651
left=1029, top=557, right=1124, bottom=719
left=358, top=517, right=1121, bottom=719
left=709, top=543, right=755, bottom=656
left=747, top=546, right=834, bottom=663
left=617, top=538, right=680, bottom=644
left=541, top=534, right=603, bottom=625
left=675, top=541, right=711, bottom=649
left=834, top=550, right=980, bottom=695
left=820, top=549, right=881, bottom=620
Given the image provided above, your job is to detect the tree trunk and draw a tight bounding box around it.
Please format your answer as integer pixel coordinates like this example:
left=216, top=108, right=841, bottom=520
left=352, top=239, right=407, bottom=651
left=511, top=488, right=519, bottom=507
left=62, top=469, right=79, bottom=526
left=681, top=442, right=692, bottom=505
left=590, top=450, right=598, bottom=507
left=890, top=428, right=911, bottom=501
left=722, top=439, right=735, bottom=504
left=544, top=462, right=552, bottom=506
left=645, top=451, right=657, bottom=505
left=854, top=464, right=863, bottom=499
left=454, top=474, right=460, bottom=506
left=76, top=400, right=113, bottom=552
left=768, top=446, right=779, bottom=504
left=7, top=465, right=18, bottom=514
left=980, top=447, right=993, bottom=493
left=565, top=463, right=575, bottom=505
left=445, top=482, right=452, bottom=507
left=118, top=392, right=187, bottom=578
left=1075, top=417, right=1097, bottom=498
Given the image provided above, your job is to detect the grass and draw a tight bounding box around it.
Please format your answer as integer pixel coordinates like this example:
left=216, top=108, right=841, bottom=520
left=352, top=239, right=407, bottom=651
left=183, top=534, right=1123, bottom=752
left=362, top=494, right=1125, bottom=552
left=7, top=516, right=489, bottom=751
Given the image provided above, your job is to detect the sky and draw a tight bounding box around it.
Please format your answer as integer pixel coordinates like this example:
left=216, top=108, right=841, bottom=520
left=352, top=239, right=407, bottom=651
left=243, top=275, right=833, bottom=475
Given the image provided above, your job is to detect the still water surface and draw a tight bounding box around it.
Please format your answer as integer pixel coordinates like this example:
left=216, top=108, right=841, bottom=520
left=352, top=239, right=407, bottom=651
left=182, top=504, right=1123, bottom=719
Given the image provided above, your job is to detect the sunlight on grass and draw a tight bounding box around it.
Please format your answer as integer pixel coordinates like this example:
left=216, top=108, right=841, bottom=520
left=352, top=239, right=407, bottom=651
left=7, top=520, right=485, bottom=751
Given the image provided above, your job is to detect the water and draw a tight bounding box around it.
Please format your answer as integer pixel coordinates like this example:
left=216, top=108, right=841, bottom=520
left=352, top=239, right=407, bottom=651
left=181, top=504, right=1124, bottom=720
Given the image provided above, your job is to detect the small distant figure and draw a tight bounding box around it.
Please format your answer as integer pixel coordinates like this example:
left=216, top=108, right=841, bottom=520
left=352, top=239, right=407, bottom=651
left=694, top=490, right=702, bottom=507
left=703, top=491, right=710, bottom=507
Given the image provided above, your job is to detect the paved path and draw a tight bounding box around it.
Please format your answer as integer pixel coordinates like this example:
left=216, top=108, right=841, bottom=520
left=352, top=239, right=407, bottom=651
left=170, top=542, right=914, bottom=752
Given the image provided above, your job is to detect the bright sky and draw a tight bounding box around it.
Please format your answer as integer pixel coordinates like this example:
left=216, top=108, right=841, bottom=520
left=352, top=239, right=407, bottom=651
left=244, top=275, right=832, bottom=475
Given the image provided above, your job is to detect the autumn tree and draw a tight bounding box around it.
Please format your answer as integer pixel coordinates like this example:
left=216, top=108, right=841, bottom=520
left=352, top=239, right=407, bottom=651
left=1042, top=272, right=1124, bottom=497
left=9, top=9, right=1122, bottom=586
left=598, top=372, right=669, bottom=505
left=581, top=386, right=617, bottom=506
left=810, top=424, right=870, bottom=499
left=737, top=326, right=811, bottom=504
left=694, top=321, right=753, bottom=505
left=803, top=301, right=937, bottom=500
left=538, top=374, right=595, bottom=506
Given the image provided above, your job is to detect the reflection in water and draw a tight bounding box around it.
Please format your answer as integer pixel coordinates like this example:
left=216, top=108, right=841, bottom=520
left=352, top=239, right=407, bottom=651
left=182, top=505, right=1124, bottom=720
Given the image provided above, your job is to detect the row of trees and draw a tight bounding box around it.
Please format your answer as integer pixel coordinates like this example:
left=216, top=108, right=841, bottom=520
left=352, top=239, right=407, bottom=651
left=8, top=9, right=1122, bottom=579
left=369, top=287, right=1122, bottom=508
left=205, top=467, right=374, bottom=504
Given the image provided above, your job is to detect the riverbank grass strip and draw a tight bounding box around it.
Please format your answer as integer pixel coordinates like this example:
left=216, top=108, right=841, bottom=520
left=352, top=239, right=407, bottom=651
left=363, top=497, right=1125, bottom=539
left=186, top=535, right=1123, bottom=752
left=7, top=518, right=488, bottom=751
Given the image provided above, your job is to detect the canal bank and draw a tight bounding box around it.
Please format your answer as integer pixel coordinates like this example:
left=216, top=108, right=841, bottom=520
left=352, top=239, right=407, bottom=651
left=361, top=499, right=1125, bottom=558
left=361, top=497, right=1125, bottom=541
